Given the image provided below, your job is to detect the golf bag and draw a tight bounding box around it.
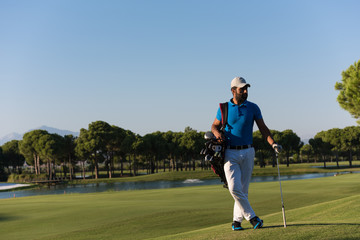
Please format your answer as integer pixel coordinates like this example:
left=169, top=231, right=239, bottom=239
left=200, top=102, right=228, bottom=188
left=200, top=135, right=227, bottom=188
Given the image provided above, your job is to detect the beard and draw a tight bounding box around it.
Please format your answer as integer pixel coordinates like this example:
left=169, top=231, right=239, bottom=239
left=235, top=92, right=248, bottom=104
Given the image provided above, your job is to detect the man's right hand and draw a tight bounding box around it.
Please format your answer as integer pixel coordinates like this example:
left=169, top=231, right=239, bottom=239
left=217, top=135, right=226, bottom=143
left=211, top=118, right=225, bottom=142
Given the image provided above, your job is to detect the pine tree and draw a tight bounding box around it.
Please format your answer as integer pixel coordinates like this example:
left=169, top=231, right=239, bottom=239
left=335, top=60, right=360, bottom=123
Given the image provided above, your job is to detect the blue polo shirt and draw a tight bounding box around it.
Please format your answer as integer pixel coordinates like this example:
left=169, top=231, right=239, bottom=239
left=216, top=99, right=262, bottom=146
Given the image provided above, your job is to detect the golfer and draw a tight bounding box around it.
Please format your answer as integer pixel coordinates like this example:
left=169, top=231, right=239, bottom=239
left=211, top=76, right=282, bottom=230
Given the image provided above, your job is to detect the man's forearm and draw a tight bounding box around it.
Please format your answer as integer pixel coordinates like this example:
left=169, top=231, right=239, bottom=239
left=211, top=124, right=223, bottom=139
left=259, top=127, right=275, bottom=146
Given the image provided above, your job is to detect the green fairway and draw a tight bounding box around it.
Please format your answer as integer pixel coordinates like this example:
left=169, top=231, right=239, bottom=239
left=65, top=161, right=360, bottom=184
left=0, top=174, right=359, bottom=240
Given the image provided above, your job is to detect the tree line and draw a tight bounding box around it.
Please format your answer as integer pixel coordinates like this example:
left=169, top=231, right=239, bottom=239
left=0, top=120, right=359, bottom=181
left=0, top=121, right=206, bottom=181
left=305, top=126, right=360, bottom=168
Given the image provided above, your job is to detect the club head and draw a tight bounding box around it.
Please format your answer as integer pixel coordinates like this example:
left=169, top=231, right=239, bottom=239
left=212, top=145, right=222, bottom=152
left=204, top=131, right=215, bottom=140
left=200, top=148, right=209, bottom=155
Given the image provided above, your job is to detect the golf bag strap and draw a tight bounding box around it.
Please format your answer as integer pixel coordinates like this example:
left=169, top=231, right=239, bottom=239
left=219, top=102, right=228, bottom=132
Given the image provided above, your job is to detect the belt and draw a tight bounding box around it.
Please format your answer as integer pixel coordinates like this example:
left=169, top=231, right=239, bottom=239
left=227, top=144, right=253, bottom=150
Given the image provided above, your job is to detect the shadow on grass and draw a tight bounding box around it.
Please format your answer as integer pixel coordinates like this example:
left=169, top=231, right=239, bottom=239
left=0, top=215, right=21, bottom=222
left=321, top=165, right=360, bottom=170
left=263, top=223, right=360, bottom=229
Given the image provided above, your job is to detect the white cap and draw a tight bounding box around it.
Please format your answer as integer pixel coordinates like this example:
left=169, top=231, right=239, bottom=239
left=231, top=77, right=251, bottom=88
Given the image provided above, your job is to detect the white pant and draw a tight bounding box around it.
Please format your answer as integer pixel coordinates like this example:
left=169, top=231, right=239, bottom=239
left=224, top=148, right=256, bottom=223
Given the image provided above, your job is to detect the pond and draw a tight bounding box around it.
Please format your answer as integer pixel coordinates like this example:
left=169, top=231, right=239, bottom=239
left=0, top=172, right=358, bottom=199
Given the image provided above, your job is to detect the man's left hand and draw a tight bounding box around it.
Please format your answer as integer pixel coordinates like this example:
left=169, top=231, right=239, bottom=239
left=272, top=143, right=283, bottom=154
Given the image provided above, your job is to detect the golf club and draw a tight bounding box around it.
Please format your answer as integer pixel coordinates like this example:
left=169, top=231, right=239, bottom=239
left=204, top=131, right=215, bottom=140
left=276, top=152, right=287, bottom=228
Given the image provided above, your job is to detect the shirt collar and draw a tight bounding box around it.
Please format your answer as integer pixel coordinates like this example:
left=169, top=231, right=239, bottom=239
left=230, top=99, right=248, bottom=107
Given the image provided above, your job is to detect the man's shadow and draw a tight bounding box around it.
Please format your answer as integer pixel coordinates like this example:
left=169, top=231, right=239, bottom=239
left=263, top=223, right=360, bottom=229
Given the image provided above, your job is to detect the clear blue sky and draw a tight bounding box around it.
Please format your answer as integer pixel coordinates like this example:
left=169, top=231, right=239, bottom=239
left=1, top=0, right=359, bottom=140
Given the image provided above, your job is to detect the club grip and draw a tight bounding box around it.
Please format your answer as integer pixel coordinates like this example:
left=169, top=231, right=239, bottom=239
left=282, top=206, right=287, bottom=228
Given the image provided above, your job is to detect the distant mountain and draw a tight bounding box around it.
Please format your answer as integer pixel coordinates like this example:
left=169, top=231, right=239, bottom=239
left=35, top=126, right=79, bottom=137
left=0, top=126, right=79, bottom=145
left=0, top=132, right=23, bottom=145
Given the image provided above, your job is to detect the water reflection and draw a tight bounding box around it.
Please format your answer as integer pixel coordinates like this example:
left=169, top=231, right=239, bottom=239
left=0, top=172, right=358, bottom=199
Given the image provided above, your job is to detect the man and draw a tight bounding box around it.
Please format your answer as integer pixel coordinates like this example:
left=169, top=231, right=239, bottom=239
left=211, top=76, right=282, bottom=230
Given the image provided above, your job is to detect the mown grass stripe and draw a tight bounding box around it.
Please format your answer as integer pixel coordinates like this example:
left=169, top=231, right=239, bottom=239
left=153, top=194, right=360, bottom=240
left=0, top=174, right=359, bottom=240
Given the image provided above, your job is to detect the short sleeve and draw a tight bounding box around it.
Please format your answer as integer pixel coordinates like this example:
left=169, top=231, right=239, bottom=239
left=254, top=104, right=262, bottom=120
left=216, top=107, right=222, bottom=121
